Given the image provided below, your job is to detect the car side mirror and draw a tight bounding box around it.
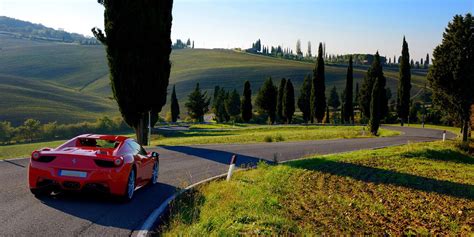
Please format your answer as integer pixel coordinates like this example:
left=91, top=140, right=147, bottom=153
left=151, top=152, right=159, bottom=159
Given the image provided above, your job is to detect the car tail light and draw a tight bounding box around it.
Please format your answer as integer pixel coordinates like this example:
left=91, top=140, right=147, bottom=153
left=32, top=151, right=40, bottom=160
left=114, top=157, right=123, bottom=166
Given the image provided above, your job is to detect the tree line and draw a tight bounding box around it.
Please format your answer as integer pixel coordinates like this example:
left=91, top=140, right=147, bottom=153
left=0, top=117, right=131, bottom=145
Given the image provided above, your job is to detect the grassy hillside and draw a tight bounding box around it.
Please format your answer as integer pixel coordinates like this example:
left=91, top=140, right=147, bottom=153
left=0, top=34, right=427, bottom=124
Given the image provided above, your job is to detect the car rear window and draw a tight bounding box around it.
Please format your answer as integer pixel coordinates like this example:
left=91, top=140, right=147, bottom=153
left=77, top=138, right=120, bottom=149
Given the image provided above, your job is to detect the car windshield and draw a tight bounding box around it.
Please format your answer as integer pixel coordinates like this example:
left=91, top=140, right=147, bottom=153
left=77, top=138, right=120, bottom=149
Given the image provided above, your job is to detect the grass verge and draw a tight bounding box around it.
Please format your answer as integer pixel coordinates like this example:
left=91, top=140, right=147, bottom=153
left=151, top=125, right=399, bottom=146
left=385, top=123, right=462, bottom=137
left=0, top=140, right=65, bottom=160
left=159, top=141, right=474, bottom=235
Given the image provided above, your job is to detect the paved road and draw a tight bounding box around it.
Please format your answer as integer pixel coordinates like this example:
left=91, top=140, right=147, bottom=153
left=0, top=126, right=454, bottom=236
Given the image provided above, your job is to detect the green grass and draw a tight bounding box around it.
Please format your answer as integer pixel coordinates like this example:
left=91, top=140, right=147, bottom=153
left=0, top=33, right=426, bottom=124
left=160, top=141, right=474, bottom=235
left=386, top=123, right=462, bottom=137
left=151, top=125, right=399, bottom=146
left=0, top=140, right=66, bottom=159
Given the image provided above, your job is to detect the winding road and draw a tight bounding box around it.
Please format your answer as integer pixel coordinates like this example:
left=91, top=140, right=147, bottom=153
left=0, top=126, right=454, bottom=236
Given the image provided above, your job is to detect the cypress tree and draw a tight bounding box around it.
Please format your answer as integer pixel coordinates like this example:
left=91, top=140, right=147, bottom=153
left=170, top=85, right=180, bottom=122
left=283, top=79, right=295, bottom=124
left=92, top=0, right=173, bottom=145
left=397, top=37, right=412, bottom=126
left=214, top=88, right=228, bottom=123
left=354, top=82, right=360, bottom=107
left=343, top=56, right=354, bottom=123
left=311, top=43, right=326, bottom=123
left=297, top=74, right=312, bottom=123
left=328, top=86, right=340, bottom=110
left=428, top=14, right=474, bottom=141
left=367, top=52, right=387, bottom=135
left=277, top=78, right=287, bottom=123
left=324, top=105, right=330, bottom=124
left=241, top=81, right=253, bottom=122
left=213, top=86, right=220, bottom=109
left=359, top=52, right=387, bottom=120
left=225, top=89, right=241, bottom=122
left=256, top=77, right=278, bottom=124
left=185, top=83, right=210, bottom=122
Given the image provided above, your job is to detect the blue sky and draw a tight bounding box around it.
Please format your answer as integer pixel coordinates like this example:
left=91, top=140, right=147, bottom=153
left=0, top=0, right=472, bottom=61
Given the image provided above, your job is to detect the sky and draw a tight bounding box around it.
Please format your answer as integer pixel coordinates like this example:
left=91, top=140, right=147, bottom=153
left=0, top=0, right=472, bottom=61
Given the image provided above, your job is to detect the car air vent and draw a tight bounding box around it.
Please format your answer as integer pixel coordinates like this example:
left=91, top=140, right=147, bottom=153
left=94, top=159, right=115, bottom=168
left=37, top=156, right=56, bottom=163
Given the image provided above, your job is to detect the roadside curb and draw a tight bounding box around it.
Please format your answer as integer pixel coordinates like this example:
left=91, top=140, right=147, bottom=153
left=133, top=173, right=228, bottom=237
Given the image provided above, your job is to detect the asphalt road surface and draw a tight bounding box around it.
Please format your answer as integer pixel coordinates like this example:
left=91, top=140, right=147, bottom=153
left=0, top=126, right=455, bottom=236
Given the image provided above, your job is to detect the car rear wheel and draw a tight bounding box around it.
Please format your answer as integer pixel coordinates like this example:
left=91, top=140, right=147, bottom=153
left=151, top=160, right=159, bottom=185
left=121, top=169, right=135, bottom=202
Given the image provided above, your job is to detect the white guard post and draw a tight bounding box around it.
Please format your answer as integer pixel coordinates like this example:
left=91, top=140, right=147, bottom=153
left=226, top=155, right=238, bottom=181
left=443, top=130, right=446, bottom=142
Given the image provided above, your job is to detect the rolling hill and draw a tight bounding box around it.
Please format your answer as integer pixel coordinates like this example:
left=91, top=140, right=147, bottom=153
left=0, top=24, right=427, bottom=125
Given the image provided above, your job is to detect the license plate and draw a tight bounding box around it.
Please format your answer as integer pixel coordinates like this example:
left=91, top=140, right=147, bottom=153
left=59, top=170, right=87, bottom=178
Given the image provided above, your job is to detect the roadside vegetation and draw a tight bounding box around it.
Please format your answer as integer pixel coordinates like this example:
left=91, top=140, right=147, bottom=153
left=0, top=140, right=65, bottom=160
left=150, top=125, right=399, bottom=146
left=159, top=141, right=474, bottom=235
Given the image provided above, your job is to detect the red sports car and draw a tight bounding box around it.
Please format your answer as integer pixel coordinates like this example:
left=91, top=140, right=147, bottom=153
left=28, top=134, right=159, bottom=201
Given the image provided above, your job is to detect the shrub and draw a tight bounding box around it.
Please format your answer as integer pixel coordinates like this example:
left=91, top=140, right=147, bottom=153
left=264, top=136, right=273, bottom=143
left=275, top=134, right=285, bottom=142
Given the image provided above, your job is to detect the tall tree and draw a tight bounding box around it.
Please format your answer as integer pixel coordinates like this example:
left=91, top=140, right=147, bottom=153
left=354, top=82, right=360, bottom=107
left=241, top=81, right=253, bottom=122
left=297, top=74, right=312, bottom=123
left=311, top=43, right=326, bottom=123
left=369, top=73, right=385, bottom=135
left=324, top=105, right=330, bottom=124
left=343, top=56, right=354, bottom=123
left=256, top=77, right=278, bottom=124
left=170, top=85, right=180, bottom=122
left=214, top=88, right=228, bottom=123
left=283, top=79, right=295, bottom=124
left=307, top=41, right=312, bottom=58
left=425, top=53, right=429, bottom=68
left=328, top=86, right=341, bottom=110
left=225, top=89, right=241, bottom=122
left=397, top=37, right=412, bottom=126
left=185, top=83, right=210, bottom=122
left=428, top=14, right=474, bottom=142
left=277, top=78, right=287, bottom=122
left=92, top=0, right=173, bottom=145
left=296, top=39, right=302, bottom=56
left=359, top=52, right=387, bottom=119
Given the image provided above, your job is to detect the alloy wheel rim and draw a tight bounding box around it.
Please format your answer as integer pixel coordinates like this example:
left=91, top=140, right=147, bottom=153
left=152, top=162, right=158, bottom=184
left=128, top=170, right=135, bottom=199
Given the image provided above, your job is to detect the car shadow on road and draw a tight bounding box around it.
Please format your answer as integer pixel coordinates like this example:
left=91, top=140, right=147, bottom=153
left=286, top=158, right=474, bottom=200
left=37, top=182, right=178, bottom=230
left=160, top=146, right=269, bottom=167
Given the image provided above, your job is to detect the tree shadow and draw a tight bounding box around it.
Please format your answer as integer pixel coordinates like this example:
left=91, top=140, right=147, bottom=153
left=286, top=158, right=474, bottom=200
left=160, top=146, right=267, bottom=167
left=37, top=182, right=178, bottom=230
left=402, top=149, right=474, bottom=165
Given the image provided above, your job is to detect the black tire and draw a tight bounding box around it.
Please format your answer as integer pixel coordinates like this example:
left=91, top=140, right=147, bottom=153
left=30, top=188, right=48, bottom=197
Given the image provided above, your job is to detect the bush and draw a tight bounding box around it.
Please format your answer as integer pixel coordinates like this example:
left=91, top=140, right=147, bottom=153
left=264, top=136, right=273, bottom=143
left=275, top=134, right=285, bottom=142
